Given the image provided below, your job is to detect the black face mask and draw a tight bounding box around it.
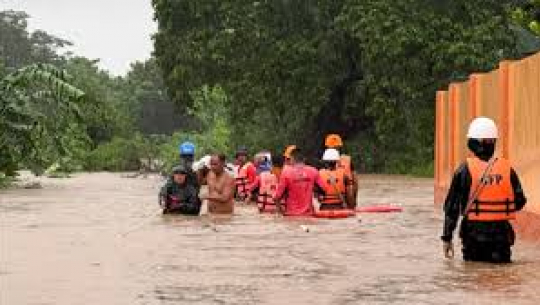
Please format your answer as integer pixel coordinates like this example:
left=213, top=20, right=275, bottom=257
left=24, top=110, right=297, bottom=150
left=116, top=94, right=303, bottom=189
left=467, top=138, right=496, bottom=161
left=323, top=161, right=337, bottom=169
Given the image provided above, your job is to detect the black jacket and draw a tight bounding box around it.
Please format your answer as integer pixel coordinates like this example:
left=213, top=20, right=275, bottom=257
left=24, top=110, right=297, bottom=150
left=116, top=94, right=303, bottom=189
left=159, top=179, right=201, bottom=215
left=441, top=161, right=527, bottom=243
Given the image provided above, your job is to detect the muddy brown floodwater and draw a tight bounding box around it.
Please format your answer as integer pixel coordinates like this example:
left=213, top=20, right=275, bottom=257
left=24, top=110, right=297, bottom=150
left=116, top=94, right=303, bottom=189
left=1, top=173, right=539, bottom=305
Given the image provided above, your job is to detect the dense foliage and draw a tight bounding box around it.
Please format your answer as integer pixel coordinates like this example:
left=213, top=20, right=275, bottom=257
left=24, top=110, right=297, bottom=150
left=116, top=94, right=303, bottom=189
left=0, top=9, right=230, bottom=181
left=2, top=2, right=539, bottom=183
left=152, top=0, right=538, bottom=173
left=0, top=10, right=187, bottom=179
left=0, top=63, right=85, bottom=175
left=512, top=0, right=540, bottom=36
left=0, top=10, right=70, bottom=70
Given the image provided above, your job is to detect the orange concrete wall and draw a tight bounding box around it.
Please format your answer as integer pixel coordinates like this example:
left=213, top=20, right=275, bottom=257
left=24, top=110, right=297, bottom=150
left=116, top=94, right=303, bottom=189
left=435, top=52, right=540, bottom=240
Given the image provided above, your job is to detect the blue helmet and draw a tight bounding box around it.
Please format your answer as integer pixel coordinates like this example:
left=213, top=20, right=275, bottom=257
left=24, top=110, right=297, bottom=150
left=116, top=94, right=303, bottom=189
left=179, top=141, right=195, bottom=156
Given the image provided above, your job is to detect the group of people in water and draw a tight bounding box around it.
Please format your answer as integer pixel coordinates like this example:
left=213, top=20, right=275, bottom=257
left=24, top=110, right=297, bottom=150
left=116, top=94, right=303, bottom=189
left=159, top=134, right=358, bottom=217
left=158, top=118, right=529, bottom=264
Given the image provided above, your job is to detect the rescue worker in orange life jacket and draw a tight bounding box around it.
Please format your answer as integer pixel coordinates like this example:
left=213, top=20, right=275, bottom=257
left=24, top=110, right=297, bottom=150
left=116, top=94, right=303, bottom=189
left=442, top=117, right=527, bottom=263
left=315, top=148, right=352, bottom=210
left=254, top=151, right=272, bottom=175
left=248, top=155, right=279, bottom=213
left=324, top=134, right=358, bottom=209
left=234, top=147, right=256, bottom=200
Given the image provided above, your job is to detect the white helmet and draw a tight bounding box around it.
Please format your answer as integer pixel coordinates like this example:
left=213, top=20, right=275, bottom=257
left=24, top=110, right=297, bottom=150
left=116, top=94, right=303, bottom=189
left=467, top=117, right=498, bottom=139
left=322, top=148, right=340, bottom=161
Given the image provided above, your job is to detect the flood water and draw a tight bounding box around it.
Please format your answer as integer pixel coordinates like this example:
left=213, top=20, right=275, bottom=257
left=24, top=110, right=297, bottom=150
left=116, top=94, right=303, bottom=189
left=1, top=173, right=539, bottom=305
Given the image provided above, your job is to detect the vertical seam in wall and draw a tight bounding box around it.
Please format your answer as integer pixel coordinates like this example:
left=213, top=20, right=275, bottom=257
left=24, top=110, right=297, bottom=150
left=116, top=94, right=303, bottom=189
left=470, top=75, right=478, bottom=118
left=507, top=62, right=515, bottom=162
left=500, top=62, right=510, bottom=159
left=449, top=84, right=457, bottom=171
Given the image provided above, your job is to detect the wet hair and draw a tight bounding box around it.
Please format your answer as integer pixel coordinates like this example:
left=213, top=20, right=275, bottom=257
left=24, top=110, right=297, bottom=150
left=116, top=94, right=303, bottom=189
left=290, top=147, right=305, bottom=162
left=271, top=154, right=284, bottom=167
left=212, top=153, right=227, bottom=164
left=235, top=147, right=248, bottom=158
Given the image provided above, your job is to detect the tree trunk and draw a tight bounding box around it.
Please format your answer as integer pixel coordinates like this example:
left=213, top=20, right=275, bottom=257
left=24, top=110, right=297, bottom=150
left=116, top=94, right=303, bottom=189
left=301, top=68, right=363, bottom=161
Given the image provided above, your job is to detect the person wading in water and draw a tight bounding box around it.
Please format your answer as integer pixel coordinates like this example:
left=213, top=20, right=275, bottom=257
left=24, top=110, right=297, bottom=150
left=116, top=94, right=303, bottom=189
left=202, top=154, right=236, bottom=215
left=441, top=117, right=527, bottom=263
left=273, top=147, right=322, bottom=216
left=159, top=165, right=201, bottom=215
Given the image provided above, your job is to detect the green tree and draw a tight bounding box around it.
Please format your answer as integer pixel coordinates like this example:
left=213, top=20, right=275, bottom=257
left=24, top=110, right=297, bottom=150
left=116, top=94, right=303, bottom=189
left=152, top=0, right=367, bottom=154
left=0, top=10, right=71, bottom=70
left=152, top=0, right=519, bottom=173
left=158, top=84, right=233, bottom=171
left=123, top=58, right=194, bottom=135
left=1, top=10, right=193, bottom=175
left=339, top=0, right=517, bottom=172
left=0, top=64, right=85, bottom=176
left=63, top=57, right=133, bottom=145
left=511, top=0, right=540, bottom=36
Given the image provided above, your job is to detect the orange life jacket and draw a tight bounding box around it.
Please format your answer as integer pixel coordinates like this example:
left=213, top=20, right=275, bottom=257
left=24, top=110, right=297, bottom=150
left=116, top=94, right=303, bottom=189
left=338, top=155, right=352, bottom=179
left=257, top=171, right=278, bottom=212
left=318, top=169, right=346, bottom=206
left=235, top=162, right=253, bottom=199
left=466, top=157, right=516, bottom=222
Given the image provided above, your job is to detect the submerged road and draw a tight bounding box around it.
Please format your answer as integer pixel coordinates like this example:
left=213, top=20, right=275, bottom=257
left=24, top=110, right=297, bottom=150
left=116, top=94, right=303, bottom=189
left=1, top=173, right=539, bottom=305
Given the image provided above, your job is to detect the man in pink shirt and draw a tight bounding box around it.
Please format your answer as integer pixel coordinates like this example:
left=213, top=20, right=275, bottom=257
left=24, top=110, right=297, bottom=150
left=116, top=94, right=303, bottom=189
left=274, top=147, right=322, bottom=216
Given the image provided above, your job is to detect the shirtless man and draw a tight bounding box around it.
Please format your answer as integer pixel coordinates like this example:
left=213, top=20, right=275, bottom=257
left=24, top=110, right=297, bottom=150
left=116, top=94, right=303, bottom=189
left=202, top=154, right=235, bottom=214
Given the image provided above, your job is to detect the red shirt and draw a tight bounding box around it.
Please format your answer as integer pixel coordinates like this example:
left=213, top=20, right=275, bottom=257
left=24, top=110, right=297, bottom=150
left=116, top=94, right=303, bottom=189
left=274, top=164, right=322, bottom=216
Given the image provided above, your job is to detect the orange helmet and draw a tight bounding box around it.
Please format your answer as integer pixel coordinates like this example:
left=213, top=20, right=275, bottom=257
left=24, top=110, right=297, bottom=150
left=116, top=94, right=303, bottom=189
left=325, top=134, right=343, bottom=148
left=283, top=145, right=296, bottom=158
